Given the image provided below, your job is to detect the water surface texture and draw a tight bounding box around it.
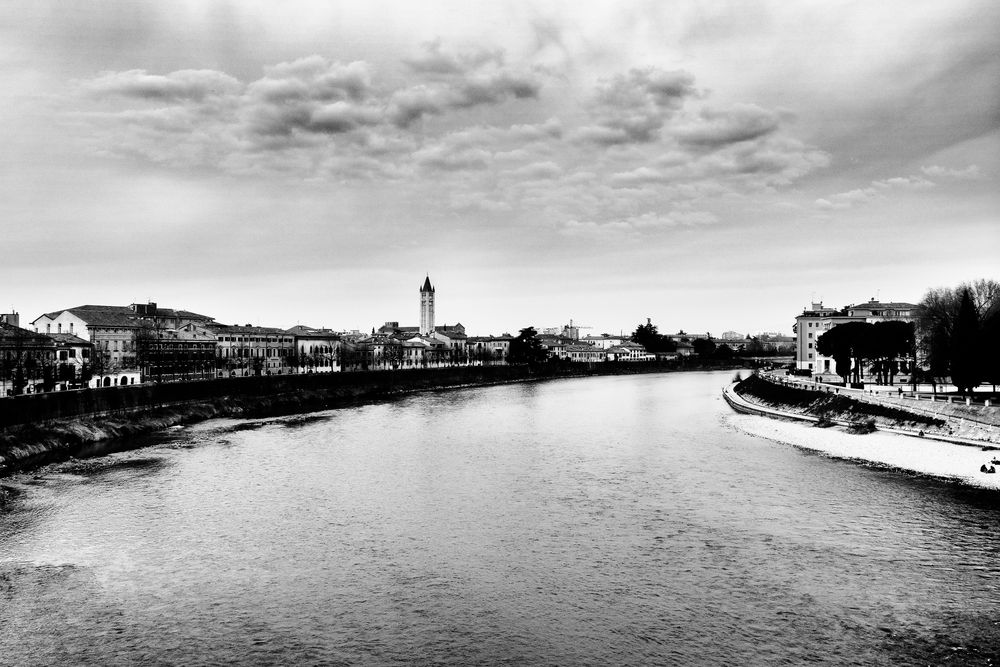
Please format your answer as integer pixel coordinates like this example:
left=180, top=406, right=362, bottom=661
left=2, top=371, right=998, bottom=665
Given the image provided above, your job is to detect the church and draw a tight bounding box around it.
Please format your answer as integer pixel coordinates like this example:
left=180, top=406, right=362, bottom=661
left=375, top=276, right=467, bottom=356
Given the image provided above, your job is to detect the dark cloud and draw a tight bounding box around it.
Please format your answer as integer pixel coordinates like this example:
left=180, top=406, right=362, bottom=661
left=457, top=72, right=540, bottom=107
left=240, top=58, right=380, bottom=137
left=253, top=57, right=373, bottom=102
left=388, top=71, right=541, bottom=127
left=85, top=69, right=241, bottom=101
left=308, top=102, right=382, bottom=134
left=73, top=49, right=824, bottom=211
left=576, top=67, right=697, bottom=145
left=387, top=86, right=447, bottom=127
left=674, top=104, right=780, bottom=148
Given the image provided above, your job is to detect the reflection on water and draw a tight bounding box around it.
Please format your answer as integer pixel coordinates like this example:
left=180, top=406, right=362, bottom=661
left=1, top=370, right=998, bottom=665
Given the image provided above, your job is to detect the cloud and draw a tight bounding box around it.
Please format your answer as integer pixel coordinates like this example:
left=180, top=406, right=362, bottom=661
left=455, top=72, right=540, bottom=107
left=872, top=175, right=934, bottom=190
left=386, top=43, right=544, bottom=127
left=921, top=164, right=982, bottom=180
left=815, top=188, right=876, bottom=210
left=403, top=40, right=504, bottom=76
left=242, top=57, right=379, bottom=136
left=256, top=57, right=373, bottom=101
left=815, top=172, right=935, bottom=210
left=560, top=218, right=634, bottom=237
left=388, top=71, right=541, bottom=127
left=503, top=161, right=562, bottom=180
left=386, top=85, right=447, bottom=127
left=625, top=211, right=717, bottom=228
left=413, top=144, right=492, bottom=171
left=509, top=118, right=563, bottom=142
left=72, top=45, right=827, bottom=218
left=609, top=166, right=665, bottom=188
left=696, top=136, right=830, bottom=184
left=560, top=209, right=717, bottom=237
left=84, top=68, right=241, bottom=102
left=308, top=101, right=382, bottom=134
left=449, top=192, right=513, bottom=212
left=673, top=104, right=781, bottom=148
left=575, top=67, right=697, bottom=145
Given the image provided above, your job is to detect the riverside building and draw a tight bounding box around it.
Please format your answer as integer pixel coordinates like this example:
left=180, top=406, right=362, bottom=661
left=793, top=298, right=917, bottom=375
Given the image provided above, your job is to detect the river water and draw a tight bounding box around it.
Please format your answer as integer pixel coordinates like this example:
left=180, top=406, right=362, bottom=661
left=1, top=370, right=998, bottom=665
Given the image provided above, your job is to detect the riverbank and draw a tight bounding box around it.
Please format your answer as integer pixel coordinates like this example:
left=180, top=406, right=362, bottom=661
left=724, top=374, right=1000, bottom=489
left=1, top=361, right=745, bottom=476
left=729, top=373, right=1000, bottom=444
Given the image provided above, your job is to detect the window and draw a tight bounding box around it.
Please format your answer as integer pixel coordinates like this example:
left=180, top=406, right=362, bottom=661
left=808, top=333, right=813, bottom=338
left=58, top=323, right=62, bottom=333
left=46, top=324, right=51, bottom=333
left=69, top=349, right=76, bottom=358
left=808, top=343, right=813, bottom=349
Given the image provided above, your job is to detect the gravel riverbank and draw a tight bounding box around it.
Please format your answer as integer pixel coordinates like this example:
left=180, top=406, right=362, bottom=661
left=724, top=375, right=1000, bottom=489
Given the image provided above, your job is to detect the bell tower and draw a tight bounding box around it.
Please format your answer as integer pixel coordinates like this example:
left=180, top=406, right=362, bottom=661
left=420, top=275, right=435, bottom=335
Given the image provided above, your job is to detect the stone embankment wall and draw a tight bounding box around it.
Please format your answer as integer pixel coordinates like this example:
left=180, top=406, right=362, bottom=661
left=733, top=373, right=1000, bottom=446
left=2, top=362, right=726, bottom=475
left=0, top=366, right=533, bottom=429
left=769, top=375, right=1000, bottom=428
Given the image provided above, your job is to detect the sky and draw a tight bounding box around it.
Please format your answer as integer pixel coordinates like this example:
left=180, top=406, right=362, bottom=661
left=2, top=0, right=997, bottom=337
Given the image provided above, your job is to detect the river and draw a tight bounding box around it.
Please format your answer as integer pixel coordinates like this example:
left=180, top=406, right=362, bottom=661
left=1, top=370, right=998, bottom=665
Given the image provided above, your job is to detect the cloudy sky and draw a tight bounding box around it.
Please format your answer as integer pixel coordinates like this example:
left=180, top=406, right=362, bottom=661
left=2, top=1, right=997, bottom=336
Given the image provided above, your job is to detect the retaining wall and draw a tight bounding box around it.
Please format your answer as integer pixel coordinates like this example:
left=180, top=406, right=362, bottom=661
left=0, top=366, right=541, bottom=429
left=0, top=362, right=700, bottom=429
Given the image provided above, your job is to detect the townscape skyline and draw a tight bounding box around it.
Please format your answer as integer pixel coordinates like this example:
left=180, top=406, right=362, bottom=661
left=2, top=1, right=997, bottom=335
left=8, top=279, right=914, bottom=341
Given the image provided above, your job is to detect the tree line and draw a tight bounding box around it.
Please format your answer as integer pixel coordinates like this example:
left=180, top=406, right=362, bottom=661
left=917, top=279, right=1000, bottom=394
left=814, top=278, right=999, bottom=394
left=815, top=320, right=915, bottom=385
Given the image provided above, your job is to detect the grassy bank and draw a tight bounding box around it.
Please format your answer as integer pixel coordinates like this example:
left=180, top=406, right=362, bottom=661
left=733, top=374, right=946, bottom=431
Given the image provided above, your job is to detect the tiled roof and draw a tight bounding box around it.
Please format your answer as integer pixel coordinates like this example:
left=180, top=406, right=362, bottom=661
left=172, top=309, right=213, bottom=321
left=286, top=325, right=340, bottom=338
left=847, top=301, right=917, bottom=310
left=0, top=322, right=55, bottom=346
left=434, top=329, right=467, bottom=339
left=47, top=333, right=91, bottom=346
left=68, top=308, right=140, bottom=328
left=210, top=323, right=289, bottom=335
left=36, top=304, right=213, bottom=327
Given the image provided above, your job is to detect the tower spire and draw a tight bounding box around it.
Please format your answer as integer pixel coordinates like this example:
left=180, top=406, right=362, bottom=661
left=420, top=274, right=435, bottom=335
